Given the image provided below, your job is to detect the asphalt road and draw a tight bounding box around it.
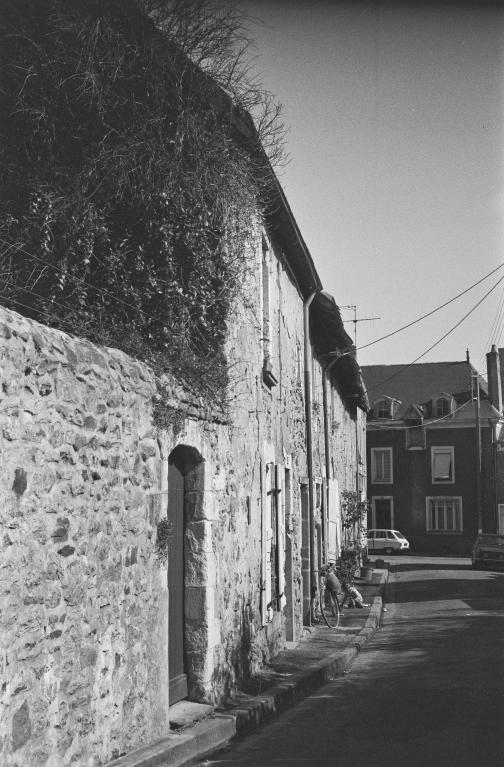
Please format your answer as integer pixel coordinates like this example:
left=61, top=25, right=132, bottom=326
left=200, top=555, right=504, bottom=767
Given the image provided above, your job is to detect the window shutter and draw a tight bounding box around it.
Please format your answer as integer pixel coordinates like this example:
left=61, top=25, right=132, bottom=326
left=276, top=465, right=286, bottom=610
left=260, top=460, right=269, bottom=625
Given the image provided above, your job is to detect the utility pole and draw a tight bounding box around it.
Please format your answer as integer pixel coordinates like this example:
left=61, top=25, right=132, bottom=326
left=474, top=371, right=483, bottom=534
left=341, top=305, right=380, bottom=347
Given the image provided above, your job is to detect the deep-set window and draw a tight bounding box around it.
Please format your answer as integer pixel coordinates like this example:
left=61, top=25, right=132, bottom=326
left=435, top=397, right=450, bottom=418
left=375, top=399, right=392, bottom=419
left=371, top=447, right=393, bottom=483
left=431, top=446, right=454, bottom=483
left=426, top=497, right=462, bottom=532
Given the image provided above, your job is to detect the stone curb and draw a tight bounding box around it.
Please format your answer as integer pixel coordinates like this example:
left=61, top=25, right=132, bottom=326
left=107, top=572, right=387, bottom=767
left=106, top=716, right=235, bottom=767
left=225, top=595, right=385, bottom=737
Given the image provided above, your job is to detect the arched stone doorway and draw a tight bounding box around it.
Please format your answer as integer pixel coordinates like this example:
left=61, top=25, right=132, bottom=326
left=167, top=444, right=205, bottom=704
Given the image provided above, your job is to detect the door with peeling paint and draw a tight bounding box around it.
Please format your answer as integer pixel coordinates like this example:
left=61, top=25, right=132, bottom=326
left=168, top=460, right=187, bottom=703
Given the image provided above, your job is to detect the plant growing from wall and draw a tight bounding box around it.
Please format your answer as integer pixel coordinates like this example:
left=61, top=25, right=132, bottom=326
left=0, top=0, right=286, bottom=405
left=336, top=490, right=369, bottom=586
left=155, top=517, right=173, bottom=563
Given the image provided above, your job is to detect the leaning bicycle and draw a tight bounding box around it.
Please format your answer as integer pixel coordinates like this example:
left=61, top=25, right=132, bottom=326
left=314, top=565, right=342, bottom=628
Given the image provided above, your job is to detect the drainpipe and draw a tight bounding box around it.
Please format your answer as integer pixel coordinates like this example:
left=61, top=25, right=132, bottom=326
left=322, top=355, right=339, bottom=564
left=303, top=291, right=317, bottom=624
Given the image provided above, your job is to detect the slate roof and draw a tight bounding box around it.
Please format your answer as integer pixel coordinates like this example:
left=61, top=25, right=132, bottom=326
left=361, top=360, right=488, bottom=419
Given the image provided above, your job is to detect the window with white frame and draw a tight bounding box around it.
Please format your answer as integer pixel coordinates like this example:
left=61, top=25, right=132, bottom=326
left=431, top=446, right=454, bottom=483
left=371, top=447, right=393, bottom=483
left=426, top=497, right=462, bottom=533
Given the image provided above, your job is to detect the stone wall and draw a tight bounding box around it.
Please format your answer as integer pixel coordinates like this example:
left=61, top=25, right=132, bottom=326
left=0, top=224, right=362, bottom=765
left=0, top=308, right=172, bottom=766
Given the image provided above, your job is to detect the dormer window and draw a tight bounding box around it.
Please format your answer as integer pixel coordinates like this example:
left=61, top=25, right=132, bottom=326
left=433, top=394, right=452, bottom=418
left=373, top=397, right=399, bottom=419
left=376, top=399, right=392, bottom=418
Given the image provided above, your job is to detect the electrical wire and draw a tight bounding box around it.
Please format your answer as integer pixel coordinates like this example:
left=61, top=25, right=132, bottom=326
left=476, top=284, right=504, bottom=372
left=368, top=399, right=472, bottom=429
left=358, top=262, right=504, bottom=352
left=366, top=274, right=504, bottom=396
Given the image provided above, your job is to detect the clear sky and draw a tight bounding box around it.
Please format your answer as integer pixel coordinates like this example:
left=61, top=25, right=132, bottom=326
left=234, top=0, right=504, bottom=375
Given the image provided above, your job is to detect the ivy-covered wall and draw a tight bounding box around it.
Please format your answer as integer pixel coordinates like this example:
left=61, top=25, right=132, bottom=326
left=0, top=224, right=360, bottom=765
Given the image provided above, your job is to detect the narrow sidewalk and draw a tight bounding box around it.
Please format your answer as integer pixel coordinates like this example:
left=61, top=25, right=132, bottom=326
left=107, top=569, right=388, bottom=767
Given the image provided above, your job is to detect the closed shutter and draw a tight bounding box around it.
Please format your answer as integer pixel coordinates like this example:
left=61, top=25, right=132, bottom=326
left=327, top=478, right=340, bottom=561
left=276, top=465, right=286, bottom=610
left=260, top=460, right=269, bottom=625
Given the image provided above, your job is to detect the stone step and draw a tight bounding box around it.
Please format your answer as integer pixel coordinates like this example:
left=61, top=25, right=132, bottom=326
left=169, top=701, right=215, bottom=730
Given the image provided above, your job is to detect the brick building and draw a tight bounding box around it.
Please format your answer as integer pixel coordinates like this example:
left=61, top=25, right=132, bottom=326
left=362, top=348, right=504, bottom=555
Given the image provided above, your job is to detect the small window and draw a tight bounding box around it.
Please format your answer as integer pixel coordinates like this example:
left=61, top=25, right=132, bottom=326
left=406, top=425, right=426, bottom=450
left=375, top=399, right=392, bottom=419
left=426, top=497, right=462, bottom=532
left=431, top=446, right=454, bottom=484
left=435, top=397, right=450, bottom=418
left=371, top=448, right=393, bottom=483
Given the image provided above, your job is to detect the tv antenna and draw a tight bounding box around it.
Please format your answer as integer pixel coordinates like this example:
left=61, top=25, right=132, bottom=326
left=340, top=305, right=380, bottom=347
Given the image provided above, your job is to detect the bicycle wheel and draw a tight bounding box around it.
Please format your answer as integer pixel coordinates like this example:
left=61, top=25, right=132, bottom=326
left=319, top=585, right=341, bottom=628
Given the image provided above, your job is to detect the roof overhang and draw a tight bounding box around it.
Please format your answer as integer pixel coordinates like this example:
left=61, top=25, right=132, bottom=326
left=332, top=353, right=370, bottom=413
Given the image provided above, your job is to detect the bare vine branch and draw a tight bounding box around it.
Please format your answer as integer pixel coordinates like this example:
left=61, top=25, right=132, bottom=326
left=0, top=0, right=285, bottom=402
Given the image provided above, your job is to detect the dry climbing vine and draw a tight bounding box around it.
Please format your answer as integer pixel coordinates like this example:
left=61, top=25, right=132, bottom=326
left=0, top=0, right=286, bottom=403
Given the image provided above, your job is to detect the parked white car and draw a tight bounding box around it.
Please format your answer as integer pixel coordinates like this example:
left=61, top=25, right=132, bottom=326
left=367, top=529, right=410, bottom=554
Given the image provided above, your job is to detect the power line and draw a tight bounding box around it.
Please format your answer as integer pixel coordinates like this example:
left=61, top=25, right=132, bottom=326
left=369, top=399, right=472, bottom=429
left=366, top=274, right=504, bottom=396
left=358, top=262, right=504, bottom=352
left=477, top=283, right=504, bottom=371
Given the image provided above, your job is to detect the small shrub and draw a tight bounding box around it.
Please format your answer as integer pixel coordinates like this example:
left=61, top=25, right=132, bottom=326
left=155, top=517, right=173, bottom=563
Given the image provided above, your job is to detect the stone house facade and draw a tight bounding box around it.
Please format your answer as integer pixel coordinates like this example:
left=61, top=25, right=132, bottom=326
left=362, top=349, right=504, bottom=555
left=0, top=189, right=368, bottom=763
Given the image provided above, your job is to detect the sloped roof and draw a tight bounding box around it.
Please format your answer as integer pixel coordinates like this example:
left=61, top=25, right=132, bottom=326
left=154, top=27, right=353, bottom=357
left=361, top=361, right=488, bottom=410
left=448, top=399, right=502, bottom=425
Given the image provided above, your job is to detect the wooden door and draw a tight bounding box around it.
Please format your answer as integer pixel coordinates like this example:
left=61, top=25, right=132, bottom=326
left=168, top=461, right=187, bottom=703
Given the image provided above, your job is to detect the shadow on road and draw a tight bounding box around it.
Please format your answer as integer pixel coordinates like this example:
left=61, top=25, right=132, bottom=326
left=390, top=562, right=473, bottom=573
left=386, top=566, right=504, bottom=607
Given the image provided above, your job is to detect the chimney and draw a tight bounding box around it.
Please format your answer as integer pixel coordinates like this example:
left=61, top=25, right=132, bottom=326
left=486, top=344, right=503, bottom=413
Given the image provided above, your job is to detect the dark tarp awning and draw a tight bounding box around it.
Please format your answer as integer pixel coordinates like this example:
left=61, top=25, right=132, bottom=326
left=310, top=292, right=353, bottom=355
left=332, top=353, right=370, bottom=413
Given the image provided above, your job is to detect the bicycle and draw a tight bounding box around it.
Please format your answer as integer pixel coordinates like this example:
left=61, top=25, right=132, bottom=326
left=312, top=566, right=342, bottom=628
